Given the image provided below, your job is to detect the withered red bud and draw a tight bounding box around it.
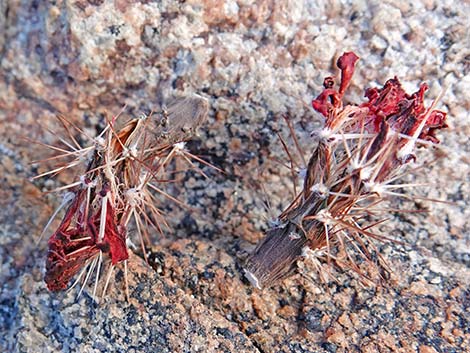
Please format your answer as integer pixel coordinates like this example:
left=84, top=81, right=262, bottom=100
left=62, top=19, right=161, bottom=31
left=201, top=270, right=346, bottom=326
left=312, top=51, right=360, bottom=116
left=311, top=89, right=341, bottom=117
left=337, top=51, right=359, bottom=96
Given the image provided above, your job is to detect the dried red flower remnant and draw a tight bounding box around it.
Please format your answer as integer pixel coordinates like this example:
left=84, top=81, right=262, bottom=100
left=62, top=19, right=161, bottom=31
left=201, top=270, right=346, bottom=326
left=361, top=79, right=447, bottom=143
left=312, top=52, right=447, bottom=142
left=45, top=189, right=100, bottom=291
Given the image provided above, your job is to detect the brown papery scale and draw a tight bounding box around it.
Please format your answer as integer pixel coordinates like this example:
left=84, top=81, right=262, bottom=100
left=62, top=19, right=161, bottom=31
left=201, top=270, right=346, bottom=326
left=244, top=52, right=447, bottom=289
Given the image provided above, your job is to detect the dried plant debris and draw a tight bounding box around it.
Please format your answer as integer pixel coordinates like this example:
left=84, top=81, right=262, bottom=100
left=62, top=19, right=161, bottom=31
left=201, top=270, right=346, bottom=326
left=245, top=52, right=448, bottom=289
left=35, top=95, right=209, bottom=300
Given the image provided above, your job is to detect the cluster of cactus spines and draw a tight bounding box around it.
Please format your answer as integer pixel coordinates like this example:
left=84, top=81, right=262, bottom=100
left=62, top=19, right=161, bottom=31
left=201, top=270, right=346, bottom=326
left=36, top=96, right=209, bottom=300
left=244, top=52, right=447, bottom=289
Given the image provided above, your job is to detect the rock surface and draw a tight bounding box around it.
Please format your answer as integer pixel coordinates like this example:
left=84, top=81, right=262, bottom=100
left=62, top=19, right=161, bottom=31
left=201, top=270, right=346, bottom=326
left=1, top=0, right=469, bottom=352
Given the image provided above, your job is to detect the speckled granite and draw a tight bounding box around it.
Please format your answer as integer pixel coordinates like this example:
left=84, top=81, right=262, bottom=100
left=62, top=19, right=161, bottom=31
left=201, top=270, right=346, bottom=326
left=1, top=1, right=469, bottom=352
left=13, top=252, right=256, bottom=353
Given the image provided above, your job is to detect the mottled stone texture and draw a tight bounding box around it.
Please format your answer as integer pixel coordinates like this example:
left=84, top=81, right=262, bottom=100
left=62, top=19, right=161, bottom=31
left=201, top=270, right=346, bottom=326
left=1, top=1, right=469, bottom=352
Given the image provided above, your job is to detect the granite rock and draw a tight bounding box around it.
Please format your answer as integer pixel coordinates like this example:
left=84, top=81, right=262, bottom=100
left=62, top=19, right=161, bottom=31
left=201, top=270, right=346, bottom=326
left=1, top=0, right=469, bottom=352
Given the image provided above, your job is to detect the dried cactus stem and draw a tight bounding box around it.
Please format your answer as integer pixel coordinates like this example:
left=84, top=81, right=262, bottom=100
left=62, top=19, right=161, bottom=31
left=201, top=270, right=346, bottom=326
left=244, top=51, right=448, bottom=290
left=244, top=222, right=309, bottom=289
left=39, top=95, right=210, bottom=295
